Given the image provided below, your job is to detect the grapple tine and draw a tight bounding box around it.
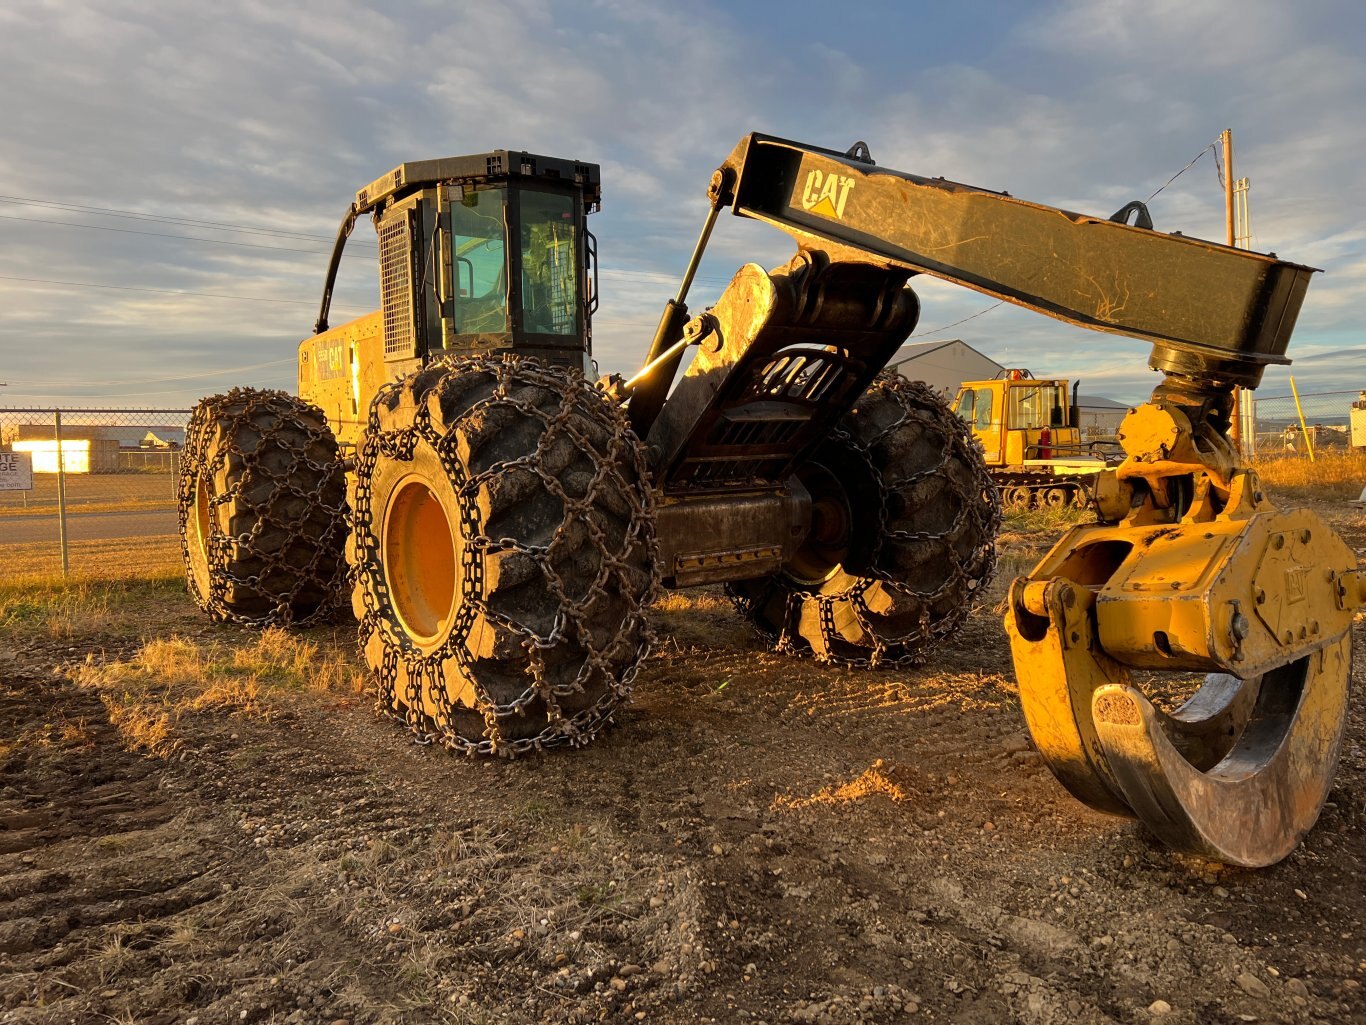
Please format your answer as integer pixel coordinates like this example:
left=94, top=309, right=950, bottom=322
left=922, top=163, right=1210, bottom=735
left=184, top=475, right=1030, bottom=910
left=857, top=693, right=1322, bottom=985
left=1005, top=576, right=1132, bottom=817
left=1090, top=636, right=1351, bottom=867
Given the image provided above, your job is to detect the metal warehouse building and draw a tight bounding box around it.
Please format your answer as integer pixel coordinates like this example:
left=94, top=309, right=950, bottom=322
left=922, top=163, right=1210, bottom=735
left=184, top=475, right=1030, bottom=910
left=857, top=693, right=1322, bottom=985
left=891, top=338, right=1128, bottom=439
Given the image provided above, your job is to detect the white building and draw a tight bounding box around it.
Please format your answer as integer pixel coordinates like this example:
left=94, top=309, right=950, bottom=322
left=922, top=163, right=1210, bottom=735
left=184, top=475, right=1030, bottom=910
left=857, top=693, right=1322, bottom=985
left=1074, top=395, right=1129, bottom=440
left=890, top=339, right=1003, bottom=400
left=11, top=438, right=120, bottom=474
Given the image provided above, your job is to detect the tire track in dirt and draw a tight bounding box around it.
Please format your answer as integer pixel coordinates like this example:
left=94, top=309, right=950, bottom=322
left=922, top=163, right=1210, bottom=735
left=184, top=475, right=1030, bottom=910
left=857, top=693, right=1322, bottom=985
left=0, top=667, right=414, bottom=1024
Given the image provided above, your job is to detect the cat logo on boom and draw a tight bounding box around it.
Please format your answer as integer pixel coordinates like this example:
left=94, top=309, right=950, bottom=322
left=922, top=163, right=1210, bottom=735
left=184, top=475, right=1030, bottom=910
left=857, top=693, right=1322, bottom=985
left=800, top=167, right=855, bottom=220
left=1286, top=563, right=1309, bottom=604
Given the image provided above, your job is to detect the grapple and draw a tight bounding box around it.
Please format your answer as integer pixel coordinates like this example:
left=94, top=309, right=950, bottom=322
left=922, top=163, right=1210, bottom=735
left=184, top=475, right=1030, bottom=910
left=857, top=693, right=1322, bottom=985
left=1007, top=390, right=1361, bottom=866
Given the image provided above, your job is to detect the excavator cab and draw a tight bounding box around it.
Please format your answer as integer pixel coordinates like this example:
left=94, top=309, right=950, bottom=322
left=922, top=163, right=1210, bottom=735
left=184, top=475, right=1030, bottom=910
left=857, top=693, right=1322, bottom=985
left=356, top=153, right=600, bottom=366
left=438, top=179, right=590, bottom=348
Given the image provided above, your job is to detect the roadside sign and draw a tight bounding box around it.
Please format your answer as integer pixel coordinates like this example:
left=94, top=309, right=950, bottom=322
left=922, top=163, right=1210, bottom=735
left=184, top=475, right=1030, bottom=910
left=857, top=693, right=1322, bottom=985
left=0, top=452, right=33, bottom=490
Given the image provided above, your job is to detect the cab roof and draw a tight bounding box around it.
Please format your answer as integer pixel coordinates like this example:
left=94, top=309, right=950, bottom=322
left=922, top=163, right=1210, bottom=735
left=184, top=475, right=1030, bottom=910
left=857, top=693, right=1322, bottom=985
left=355, top=150, right=602, bottom=213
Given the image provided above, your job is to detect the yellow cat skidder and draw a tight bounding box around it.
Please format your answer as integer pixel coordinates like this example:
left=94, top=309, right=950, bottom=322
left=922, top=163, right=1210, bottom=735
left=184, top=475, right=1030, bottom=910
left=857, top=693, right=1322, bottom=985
left=178, top=134, right=1361, bottom=866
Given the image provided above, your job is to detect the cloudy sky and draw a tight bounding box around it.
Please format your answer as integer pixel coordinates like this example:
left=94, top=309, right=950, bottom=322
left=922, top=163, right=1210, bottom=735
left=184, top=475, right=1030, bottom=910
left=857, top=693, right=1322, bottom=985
left=1, top=0, right=1363, bottom=409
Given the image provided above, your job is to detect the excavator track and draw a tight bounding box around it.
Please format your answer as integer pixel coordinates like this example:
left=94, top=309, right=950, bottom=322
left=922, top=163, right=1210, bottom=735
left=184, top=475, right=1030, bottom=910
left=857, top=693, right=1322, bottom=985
left=996, top=476, right=1093, bottom=511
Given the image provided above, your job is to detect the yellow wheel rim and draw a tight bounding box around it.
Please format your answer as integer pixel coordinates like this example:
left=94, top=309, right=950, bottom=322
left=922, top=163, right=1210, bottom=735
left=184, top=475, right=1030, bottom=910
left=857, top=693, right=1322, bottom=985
left=382, top=476, right=459, bottom=646
left=187, top=473, right=214, bottom=594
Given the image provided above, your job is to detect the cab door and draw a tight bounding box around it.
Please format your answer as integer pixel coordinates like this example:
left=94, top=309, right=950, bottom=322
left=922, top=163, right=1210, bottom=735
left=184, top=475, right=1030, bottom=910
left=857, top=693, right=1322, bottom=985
left=953, top=384, right=1003, bottom=466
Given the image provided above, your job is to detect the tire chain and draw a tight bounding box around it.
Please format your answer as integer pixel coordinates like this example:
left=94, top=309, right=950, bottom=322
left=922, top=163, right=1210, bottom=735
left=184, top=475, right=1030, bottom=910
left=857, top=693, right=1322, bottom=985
left=730, top=374, right=1001, bottom=668
left=352, top=355, right=660, bottom=757
left=178, top=388, right=350, bottom=627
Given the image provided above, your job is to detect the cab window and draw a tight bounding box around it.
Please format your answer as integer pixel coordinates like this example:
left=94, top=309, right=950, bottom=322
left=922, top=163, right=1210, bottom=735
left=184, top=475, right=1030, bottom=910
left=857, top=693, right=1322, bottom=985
left=955, top=387, right=994, bottom=430
left=1009, top=384, right=1065, bottom=429
left=451, top=187, right=509, bottom=335
left=954, top=389, right=975, bottom=422
left=519, top=190, right=580, bottom=336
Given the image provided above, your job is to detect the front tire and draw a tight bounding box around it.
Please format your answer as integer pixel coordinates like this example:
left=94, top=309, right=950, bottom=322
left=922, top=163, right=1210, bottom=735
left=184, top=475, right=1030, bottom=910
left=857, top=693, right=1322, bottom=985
left=729, top=375, right=999, bottom=665
left=351, top=356, right=658, bottom=755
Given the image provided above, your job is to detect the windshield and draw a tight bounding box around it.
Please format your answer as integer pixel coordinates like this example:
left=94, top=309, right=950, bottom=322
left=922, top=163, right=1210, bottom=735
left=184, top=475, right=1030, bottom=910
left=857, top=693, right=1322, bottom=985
left=451, top=187, right=509, bottom=334
left=519, top=190, right=579, bottom=336
left=1009, top=384, right=1067, bottom=429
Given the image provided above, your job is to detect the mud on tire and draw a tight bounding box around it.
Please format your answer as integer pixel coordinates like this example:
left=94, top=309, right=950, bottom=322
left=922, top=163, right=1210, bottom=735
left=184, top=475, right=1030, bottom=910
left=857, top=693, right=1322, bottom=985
left=178, top=388, right=349, bottom=626
left=729, top=374, right=1000, bottom=665
left=351, top=356, right=658, bottom=756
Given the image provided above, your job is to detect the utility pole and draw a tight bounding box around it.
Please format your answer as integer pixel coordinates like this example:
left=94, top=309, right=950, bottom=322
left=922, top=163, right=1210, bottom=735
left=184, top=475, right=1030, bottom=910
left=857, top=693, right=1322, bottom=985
left=1221, top=129, right=1245, bottom=459
left=1222, top=129, right=1235, bottom=248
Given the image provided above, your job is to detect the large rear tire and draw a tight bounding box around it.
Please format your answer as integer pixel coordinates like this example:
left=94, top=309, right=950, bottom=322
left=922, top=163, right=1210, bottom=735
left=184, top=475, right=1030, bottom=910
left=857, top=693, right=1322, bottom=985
left=729, top=375, right=999, bottom=665
left=351, top=356, right=658, bottom=755
left=178, top=388, right=349, bottom=626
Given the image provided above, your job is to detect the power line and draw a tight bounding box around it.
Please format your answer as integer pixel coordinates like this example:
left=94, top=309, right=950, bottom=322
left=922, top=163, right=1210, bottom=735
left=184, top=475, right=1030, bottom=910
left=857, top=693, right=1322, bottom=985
left=0, top=273, right=371, bottom=310
left=0, top=211, right=337, bottom=255
left=906, top=301, right=1005, bottom=339
left=1146, top=139, right=1219, bottom=205
left=3, top=357, right=297, bottom=389
left=0, top=193, right=376, bottom=248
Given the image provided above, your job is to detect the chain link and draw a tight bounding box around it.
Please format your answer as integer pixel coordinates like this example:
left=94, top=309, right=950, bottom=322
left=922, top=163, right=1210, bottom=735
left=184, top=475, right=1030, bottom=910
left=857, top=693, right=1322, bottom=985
left=730, top=373, right=1001, bottom=667
left=353, top=355, right=659, bottom=756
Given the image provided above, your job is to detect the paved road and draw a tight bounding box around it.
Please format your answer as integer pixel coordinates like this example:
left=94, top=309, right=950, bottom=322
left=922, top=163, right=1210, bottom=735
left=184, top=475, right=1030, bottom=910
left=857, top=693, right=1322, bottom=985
left=0, top=508, right=179, bottom=545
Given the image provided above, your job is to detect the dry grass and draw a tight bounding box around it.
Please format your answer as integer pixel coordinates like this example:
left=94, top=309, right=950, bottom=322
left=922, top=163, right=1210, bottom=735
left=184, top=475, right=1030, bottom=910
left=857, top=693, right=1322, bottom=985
left=995, top=505, right=1087, bottom=578
left=2, top=535, right=183, bottom=581
left=652, top=590, right=734, bottom=615
left=1252, top=450, right=1366, bottom=501
left=0, top=573, right=184, bottom=640
left=83, top=626, right=362, bottom=700
left=1, top=498, right=176, bottom=518
left=0, top=712, right=98, bottom=760
left=78, top=626, right=365, bottom=756
left=100, top=698, right=181, bottom=758
left=1000, top=504, right=1089, bottom=535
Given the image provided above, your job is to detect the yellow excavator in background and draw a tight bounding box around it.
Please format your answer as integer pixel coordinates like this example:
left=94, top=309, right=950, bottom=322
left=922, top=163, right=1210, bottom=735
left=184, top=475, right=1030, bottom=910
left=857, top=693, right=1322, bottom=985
left=953, top=369, right=1119, bottom=508
left=177, top=132, right=1362, bottom=868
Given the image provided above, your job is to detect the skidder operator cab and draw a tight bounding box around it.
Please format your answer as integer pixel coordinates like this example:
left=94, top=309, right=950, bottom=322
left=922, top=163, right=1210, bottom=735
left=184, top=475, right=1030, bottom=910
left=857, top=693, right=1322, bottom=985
left=314, top=150, right=602, bottom=373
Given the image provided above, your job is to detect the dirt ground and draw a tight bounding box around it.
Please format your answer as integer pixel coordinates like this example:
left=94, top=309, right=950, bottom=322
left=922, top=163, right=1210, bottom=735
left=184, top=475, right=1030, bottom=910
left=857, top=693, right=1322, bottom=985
left=1, top=505, right=1363, bottom=1025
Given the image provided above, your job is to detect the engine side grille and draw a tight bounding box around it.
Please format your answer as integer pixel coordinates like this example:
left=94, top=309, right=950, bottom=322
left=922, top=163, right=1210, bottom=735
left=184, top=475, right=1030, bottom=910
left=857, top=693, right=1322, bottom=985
left=378, top=211, right=416, bottom=357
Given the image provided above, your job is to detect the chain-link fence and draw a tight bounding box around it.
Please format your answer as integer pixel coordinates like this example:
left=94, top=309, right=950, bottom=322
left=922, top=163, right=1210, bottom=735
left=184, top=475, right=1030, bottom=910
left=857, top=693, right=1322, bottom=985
left=0, top=407, right=190, bottom=578
left=1, top=389, right=1361, bottom=579
left=1249, top=389, right=1361, bottom=459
